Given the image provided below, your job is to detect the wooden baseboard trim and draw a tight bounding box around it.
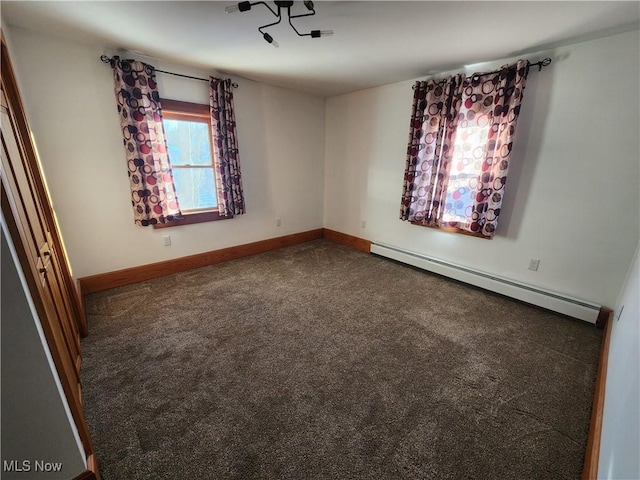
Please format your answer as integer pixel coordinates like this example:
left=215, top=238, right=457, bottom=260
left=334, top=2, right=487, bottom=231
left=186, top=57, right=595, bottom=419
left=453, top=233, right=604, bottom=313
left=78, top=228, right=372, bottom=295
left=595, top=306, right=611, bottom=329
left=582, top=306, right=613, bottom=480
left=323, top=228, right=372, bottom=253
left=72, top=471, right=98, bottom=480
left=72, top=469, right=99, bottom=480
left=76, top=278, right=88, bottom=338
left=78, top=229, right=323, bottom=294
left=70, top=453, right=100, bottom=480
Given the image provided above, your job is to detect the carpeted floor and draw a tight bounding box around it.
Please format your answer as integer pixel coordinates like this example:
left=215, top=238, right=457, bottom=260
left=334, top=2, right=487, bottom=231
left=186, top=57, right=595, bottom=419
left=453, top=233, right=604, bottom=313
left=81, top=239, right=602, bottom=480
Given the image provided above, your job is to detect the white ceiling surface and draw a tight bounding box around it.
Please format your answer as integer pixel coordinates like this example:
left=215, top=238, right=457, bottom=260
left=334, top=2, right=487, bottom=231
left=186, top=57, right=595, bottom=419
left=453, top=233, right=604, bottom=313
left=2, top=1, right=639, bottom=97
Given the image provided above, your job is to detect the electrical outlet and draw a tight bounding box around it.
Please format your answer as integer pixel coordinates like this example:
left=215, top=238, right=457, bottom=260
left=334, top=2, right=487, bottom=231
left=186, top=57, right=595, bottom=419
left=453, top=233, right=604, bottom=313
left=528, top=258, right=540, bottom=271
left=276, top=218, right=282, bottom=227
left=163, top=235, right=171, bottom=246
left=361, top=220, right=367, bottom=229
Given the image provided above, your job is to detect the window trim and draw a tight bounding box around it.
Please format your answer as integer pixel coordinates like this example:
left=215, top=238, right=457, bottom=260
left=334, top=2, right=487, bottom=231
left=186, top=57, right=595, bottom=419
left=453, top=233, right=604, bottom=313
left=410, top=222, right=492, bottom=240
left=154, top=98, right=228, bottom=229
left=154, top=210, right=231, bottom=229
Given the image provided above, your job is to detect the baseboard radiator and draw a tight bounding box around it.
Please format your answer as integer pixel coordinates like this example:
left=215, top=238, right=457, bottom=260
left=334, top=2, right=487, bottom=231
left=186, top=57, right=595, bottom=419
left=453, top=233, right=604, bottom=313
left=371, top=242, right=600, bottom=323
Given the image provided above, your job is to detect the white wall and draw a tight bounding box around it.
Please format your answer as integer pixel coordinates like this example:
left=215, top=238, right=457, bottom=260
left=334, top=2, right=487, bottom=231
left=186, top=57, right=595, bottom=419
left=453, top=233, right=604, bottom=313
left=324, top=29, right=640, bottom=309
left=6, top=27, right=325, bottom=278
left=599, top=246, right=640, bottom=479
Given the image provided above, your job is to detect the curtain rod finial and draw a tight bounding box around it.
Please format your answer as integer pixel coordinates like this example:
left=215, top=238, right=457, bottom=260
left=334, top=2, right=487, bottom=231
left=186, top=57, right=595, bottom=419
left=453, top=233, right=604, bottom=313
left=538, top=57, right=552, bottom=71
left=100, top=54, right=119, bottom=68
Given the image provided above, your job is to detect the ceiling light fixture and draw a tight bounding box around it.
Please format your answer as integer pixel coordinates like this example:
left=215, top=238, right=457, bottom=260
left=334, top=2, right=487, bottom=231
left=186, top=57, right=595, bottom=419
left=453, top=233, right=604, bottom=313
left=225, top=1, right=334, bottom=47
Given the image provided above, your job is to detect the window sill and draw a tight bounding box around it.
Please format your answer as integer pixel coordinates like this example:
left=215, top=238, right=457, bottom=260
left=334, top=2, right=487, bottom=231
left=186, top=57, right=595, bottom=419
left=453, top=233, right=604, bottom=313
left=410, top=222, right=492, bottom=240
left=153, top=210, right=230, bottom=229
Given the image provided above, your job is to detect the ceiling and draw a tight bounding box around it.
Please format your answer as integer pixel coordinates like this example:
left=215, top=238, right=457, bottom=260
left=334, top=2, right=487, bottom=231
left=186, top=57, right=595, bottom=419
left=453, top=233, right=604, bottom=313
left=2, top=1, right=639, bottom=97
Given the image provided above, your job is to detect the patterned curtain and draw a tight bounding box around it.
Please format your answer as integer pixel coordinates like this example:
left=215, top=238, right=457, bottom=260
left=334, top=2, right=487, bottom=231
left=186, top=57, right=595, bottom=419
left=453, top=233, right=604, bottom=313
left=210, top=77, right=245, bottom=217
left=112, top=59, right=181, bottom=226
left=400, top=59, right=530, bottom=237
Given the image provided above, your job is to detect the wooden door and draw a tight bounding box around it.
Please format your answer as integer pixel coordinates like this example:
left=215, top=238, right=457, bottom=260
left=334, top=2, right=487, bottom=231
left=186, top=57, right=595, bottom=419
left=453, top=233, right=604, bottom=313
left=1, top=35, right=99, bottom=479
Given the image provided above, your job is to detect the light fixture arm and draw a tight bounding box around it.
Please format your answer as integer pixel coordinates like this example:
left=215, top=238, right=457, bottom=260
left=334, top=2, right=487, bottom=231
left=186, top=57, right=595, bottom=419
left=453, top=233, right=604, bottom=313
left=257, top=11, right=283, bottom=37
left=288, top=8, right=315, bottom=37
left=250, top=0, right=279, bottom=17
left=226, top=0, right=333, bottom=44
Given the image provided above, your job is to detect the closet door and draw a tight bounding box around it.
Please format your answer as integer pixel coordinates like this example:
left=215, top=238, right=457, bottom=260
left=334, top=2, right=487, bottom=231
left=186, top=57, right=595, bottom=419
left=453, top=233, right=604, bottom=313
left=1, top=36, right=99, bottom=478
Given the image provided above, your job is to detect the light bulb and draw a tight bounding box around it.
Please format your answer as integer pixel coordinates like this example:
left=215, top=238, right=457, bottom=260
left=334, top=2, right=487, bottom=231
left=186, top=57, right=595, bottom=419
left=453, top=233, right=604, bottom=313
left=311, top=29, right=334, bottom=38
left=226, top=2, right=251, bottom=13
left=263, top=32, right=279, bottom=48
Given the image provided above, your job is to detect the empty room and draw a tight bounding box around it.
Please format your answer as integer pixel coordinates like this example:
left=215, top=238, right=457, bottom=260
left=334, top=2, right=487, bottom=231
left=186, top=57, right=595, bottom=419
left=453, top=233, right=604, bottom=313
left=1, top=1, right=638, bottom=479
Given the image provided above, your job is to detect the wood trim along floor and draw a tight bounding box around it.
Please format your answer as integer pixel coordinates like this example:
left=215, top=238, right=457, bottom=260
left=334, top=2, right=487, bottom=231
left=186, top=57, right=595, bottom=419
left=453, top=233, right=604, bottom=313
left=72, top=470, right=99, bottom=480
left=582, top=307, right=613, bottom=480
left=78, top=229, right=323, bottom=294
left=72, top=453, right=99, bottom=480
left=76, top=278, right=88, bottom=338
left=595, top=307, right=611, bottom=329
left=78, top=229, right=373, bottom=295
left=322, top=228, right=372, bottom=253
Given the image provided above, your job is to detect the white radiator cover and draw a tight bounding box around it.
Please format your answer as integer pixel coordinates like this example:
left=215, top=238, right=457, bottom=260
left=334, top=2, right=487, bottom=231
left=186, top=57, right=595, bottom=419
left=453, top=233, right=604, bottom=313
left=371, top=242, right=600, bottom=323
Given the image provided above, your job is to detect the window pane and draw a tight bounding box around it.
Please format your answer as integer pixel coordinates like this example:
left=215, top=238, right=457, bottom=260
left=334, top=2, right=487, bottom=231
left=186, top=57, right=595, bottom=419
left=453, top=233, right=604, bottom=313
left=444, top=173, right=476, bottom=223
left=443, top=125, right=490, bottom=223
left=163, top=119, right=212, bottom=166
left=173, top=168, right=218, bottom=211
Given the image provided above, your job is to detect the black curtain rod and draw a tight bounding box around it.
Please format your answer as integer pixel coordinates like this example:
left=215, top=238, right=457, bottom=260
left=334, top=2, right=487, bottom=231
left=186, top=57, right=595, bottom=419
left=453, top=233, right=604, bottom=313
left=483, top=57, right=552, bottom=75
left=100, top=55, right=238, bottom=88
left=412, top=57, right=552, bottom=89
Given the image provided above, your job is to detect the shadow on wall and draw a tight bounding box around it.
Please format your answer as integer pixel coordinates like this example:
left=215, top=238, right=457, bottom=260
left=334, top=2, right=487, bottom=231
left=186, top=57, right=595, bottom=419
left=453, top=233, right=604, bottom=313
left=326, top=91, right=378, bottom=230
left=234, top=80, right=273, bottom=217
left=497, top=51, right=564, bottom=240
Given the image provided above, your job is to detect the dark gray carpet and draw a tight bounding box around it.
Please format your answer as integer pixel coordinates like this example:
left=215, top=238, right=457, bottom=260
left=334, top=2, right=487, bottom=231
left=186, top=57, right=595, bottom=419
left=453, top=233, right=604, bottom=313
left=81, top=239, right=601, bottom=480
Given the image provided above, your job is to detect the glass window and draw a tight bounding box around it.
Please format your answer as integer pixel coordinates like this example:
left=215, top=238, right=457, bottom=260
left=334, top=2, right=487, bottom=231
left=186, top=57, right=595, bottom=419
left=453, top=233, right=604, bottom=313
left=162, top=104, right=218, bottom=213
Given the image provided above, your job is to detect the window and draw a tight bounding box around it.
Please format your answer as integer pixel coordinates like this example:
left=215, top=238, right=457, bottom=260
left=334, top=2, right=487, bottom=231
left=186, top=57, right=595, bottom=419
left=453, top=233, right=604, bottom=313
left=164, top=114, right=216, bottom=211
left=441, top=123, right=491, bottom=224
left=112, top=60, right=244, bottom=226
left=400, top=60, right=531, bottom=239
left=155, top=99, right=228, bottom=228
